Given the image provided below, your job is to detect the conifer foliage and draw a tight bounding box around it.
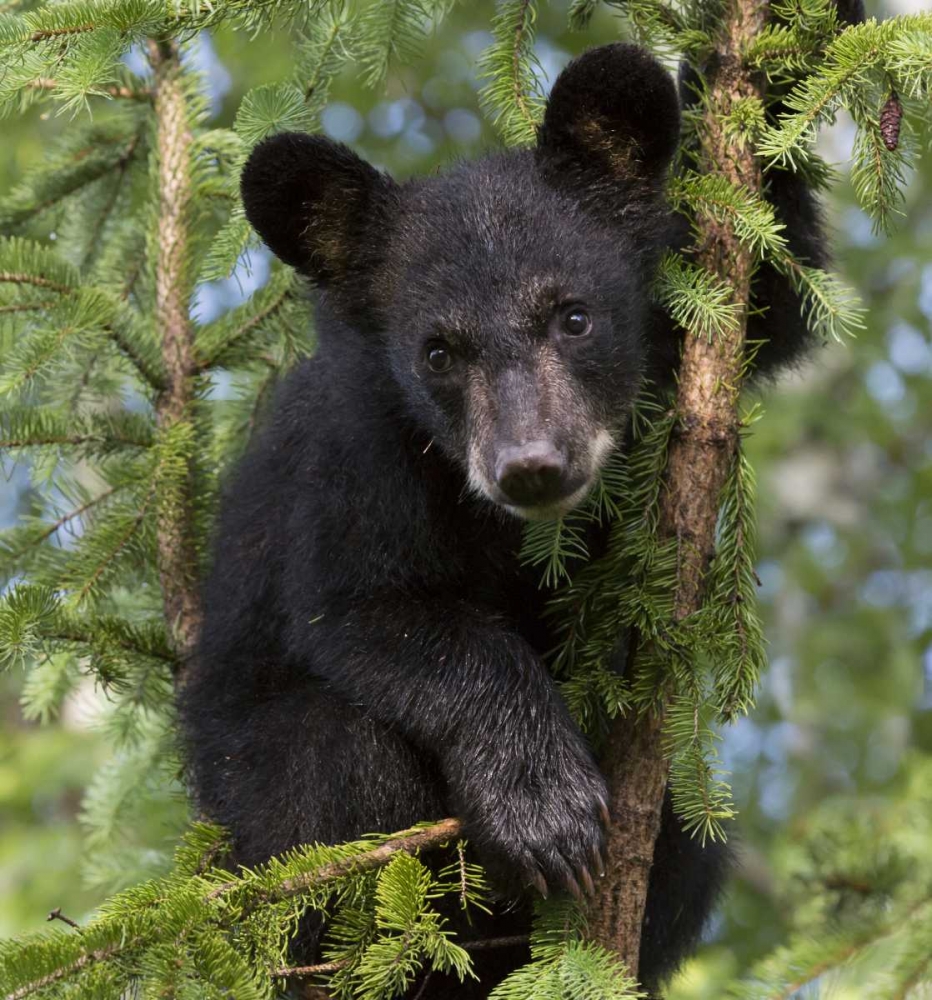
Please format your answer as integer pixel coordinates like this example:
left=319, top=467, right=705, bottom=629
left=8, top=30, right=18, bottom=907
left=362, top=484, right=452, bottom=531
left=0, top=0, right=930, bottom=998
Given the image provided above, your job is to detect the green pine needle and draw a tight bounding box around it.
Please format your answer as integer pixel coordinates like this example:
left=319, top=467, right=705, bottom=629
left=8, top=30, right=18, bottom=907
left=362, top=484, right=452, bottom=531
left=477, top=0, right=545, bottom=147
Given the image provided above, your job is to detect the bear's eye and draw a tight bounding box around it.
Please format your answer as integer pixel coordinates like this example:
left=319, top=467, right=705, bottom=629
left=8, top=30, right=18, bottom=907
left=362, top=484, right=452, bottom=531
left=425, top=341, right=454, bottom=373
left=562, top=307, right=592, bottom=338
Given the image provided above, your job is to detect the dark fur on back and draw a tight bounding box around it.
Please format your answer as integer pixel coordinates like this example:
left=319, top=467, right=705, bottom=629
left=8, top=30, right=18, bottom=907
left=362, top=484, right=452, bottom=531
left=180, top=36, right=857, bottom=997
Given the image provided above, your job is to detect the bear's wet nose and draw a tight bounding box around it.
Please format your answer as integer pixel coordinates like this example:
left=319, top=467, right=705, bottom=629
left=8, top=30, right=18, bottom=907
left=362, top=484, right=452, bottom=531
left=495, top=442, right=567, bottom=505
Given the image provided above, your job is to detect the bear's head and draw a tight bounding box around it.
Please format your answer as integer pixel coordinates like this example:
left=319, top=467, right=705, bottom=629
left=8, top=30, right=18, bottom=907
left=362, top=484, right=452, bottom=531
left=241, top=43, right=680, bottom=520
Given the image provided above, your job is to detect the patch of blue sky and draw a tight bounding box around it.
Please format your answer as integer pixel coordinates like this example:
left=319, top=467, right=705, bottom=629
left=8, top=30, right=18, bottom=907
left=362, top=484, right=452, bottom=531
left=191, top=248, right=271, bottom=327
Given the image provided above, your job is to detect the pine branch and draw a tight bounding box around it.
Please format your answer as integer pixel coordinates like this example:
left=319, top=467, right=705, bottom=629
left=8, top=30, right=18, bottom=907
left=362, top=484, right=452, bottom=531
left=490, top=900, right=644, bottom=1000
left=478, top=0, right=544, bottom=146
left=71, top=480, right=156, bottom=604
left=194, top=269, right=294, bottom=370
left=0, top=237, right=166, bottom=390
left=0, top=272, right=71, bottom=293
left=0, top=819, right=464, bottom=1000
left=732, top=897, right=932, bottom=1000
left=1, top=397, right=155, bottom=448
left=26, top=76, right=151, bottom=99
left=4, top=485, right=118, bottom=559
left=148, top=38, right=201, bottom=670
left=302, top=10, right=346, bottom=103
left=28, top=22, right=95, bottom=42
left=0, top=128, right=143, bottom=228
left=0, top=428, right=148, bottom=451
left=3, top=940, right=126, bottom=1000
left=103, top=315, right=167, bottom=390
left=0, top=583, right=177, bottom=678
left=206, top=818, right=463, bottom=906
left=357, top=0, right=430, bottom=90
left=272, top=960, right=348, bottom=978
left=568, top=0, right=600, bottom=30
left=709, top=446, right=765, bottom=720
left=654, top=251, right=742, bottom=342
left=34, top=623, right=175, bottom=667
left=0, top=300, right=55, bottom=313
left=587, top=0, right=771, bottom=978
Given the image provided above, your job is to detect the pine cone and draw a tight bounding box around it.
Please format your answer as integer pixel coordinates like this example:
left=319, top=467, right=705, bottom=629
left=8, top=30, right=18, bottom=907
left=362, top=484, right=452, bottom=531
left=880, top=92, right=903, bottom=152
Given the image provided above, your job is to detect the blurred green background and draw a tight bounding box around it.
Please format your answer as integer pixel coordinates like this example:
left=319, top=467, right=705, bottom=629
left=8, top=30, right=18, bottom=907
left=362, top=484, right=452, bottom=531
left=0, top=0, right=929, bottom=992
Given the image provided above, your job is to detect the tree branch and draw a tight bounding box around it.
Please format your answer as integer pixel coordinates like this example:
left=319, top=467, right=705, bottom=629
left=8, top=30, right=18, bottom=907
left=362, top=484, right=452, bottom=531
left=271, top=960, right=347, bottom=978
left=7, top=485, right=118, bottom=560
left=194, top=284, right=291, bottom=371
left=3, top=820, right=462, bottom=1000
left=28, top=23, right=93, bottom=41
left=0, top=300, right=56, bottom=314
left=0, top=273, right=71, bottom=293
left=588, top=0, right=770, bottom=979
left=27, top=77, right=152, bottom=100
left=3, top=941, right=125, bottom=1000
left=0, top=433, right=147, bottom=449
left=148, top=39, right=201, bottom=671
left=206, top=818, right=463, bottom=905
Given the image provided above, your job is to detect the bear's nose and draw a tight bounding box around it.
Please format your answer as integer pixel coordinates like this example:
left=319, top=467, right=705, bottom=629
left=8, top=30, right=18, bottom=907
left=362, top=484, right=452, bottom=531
left=495, top=442, right=567, bottom=506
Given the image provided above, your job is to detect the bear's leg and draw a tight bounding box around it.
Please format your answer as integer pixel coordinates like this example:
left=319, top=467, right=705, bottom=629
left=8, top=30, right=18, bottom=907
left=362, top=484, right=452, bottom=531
left=637, top=795, right=732, bottom=995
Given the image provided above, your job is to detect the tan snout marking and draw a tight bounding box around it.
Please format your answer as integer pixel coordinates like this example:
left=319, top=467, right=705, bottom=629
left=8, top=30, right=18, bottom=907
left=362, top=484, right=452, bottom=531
left=465, top=368, right=496, bottom=499
left=465, top=345, right=614, bottom=514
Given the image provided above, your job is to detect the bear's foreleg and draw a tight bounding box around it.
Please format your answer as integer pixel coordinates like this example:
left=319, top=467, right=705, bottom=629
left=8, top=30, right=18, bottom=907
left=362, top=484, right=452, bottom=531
left=289, top=593, right=608, bottom=899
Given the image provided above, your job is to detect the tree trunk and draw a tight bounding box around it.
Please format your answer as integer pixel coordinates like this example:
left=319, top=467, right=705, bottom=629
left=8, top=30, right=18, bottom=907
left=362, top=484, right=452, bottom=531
left=588, top=0, right=770, bottom=978
left=149, top=38, right=202, bottom=672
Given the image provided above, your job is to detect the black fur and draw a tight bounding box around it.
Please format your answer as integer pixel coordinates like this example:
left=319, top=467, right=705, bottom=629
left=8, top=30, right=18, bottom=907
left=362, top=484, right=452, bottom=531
left=180, top=40, right=850, bottom=997
left=537, top=42, right=680, bottom=195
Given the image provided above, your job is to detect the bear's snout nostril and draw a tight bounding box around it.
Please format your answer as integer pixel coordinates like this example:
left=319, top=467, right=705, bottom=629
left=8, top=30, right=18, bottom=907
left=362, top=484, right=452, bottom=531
left=495, top=442, right=567, bottom=506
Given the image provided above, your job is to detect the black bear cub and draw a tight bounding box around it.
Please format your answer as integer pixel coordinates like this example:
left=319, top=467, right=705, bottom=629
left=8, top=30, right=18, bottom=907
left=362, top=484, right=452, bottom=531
left=182, top=43, right=831, bottom=997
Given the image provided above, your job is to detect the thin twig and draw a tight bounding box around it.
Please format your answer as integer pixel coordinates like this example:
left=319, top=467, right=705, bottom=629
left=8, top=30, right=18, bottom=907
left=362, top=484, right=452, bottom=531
left=195, top=285, right=290, bottom=370
left=0, top=300, right=56, bottom=314
left=27, top=77, right=152, bottom=100
left=0, top=433, right=147, bottom=449
left=29, top=23, right=94, bottom=41
left=271, top=960, right=347, bottom=978
left=0, top=273, right=71, bottom=293
left=46, top=908, right=80, bottom=930
left=8, top=485, right=118, bottom=560
left=462, top=934, right=529, bottom=951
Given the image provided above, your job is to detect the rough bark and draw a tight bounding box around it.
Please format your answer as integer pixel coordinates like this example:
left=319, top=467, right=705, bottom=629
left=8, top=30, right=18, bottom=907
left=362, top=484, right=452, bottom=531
left=589, top=0, right=769, bottom=979
left=588, top=696, right=667, bottom=977
left=149, top=39, right=201, bottom=670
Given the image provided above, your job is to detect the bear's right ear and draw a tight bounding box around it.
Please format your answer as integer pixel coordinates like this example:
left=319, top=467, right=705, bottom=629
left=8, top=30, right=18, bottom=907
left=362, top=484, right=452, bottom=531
left=240, top=132, right=398, bottom=285
left=536, top=44, right=680, bottom=190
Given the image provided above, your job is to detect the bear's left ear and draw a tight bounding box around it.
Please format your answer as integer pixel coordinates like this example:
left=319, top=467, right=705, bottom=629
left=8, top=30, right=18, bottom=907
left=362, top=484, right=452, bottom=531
left=536, top=43, right=680, bottom=188
left=240, top=131, right=398, bottom=286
